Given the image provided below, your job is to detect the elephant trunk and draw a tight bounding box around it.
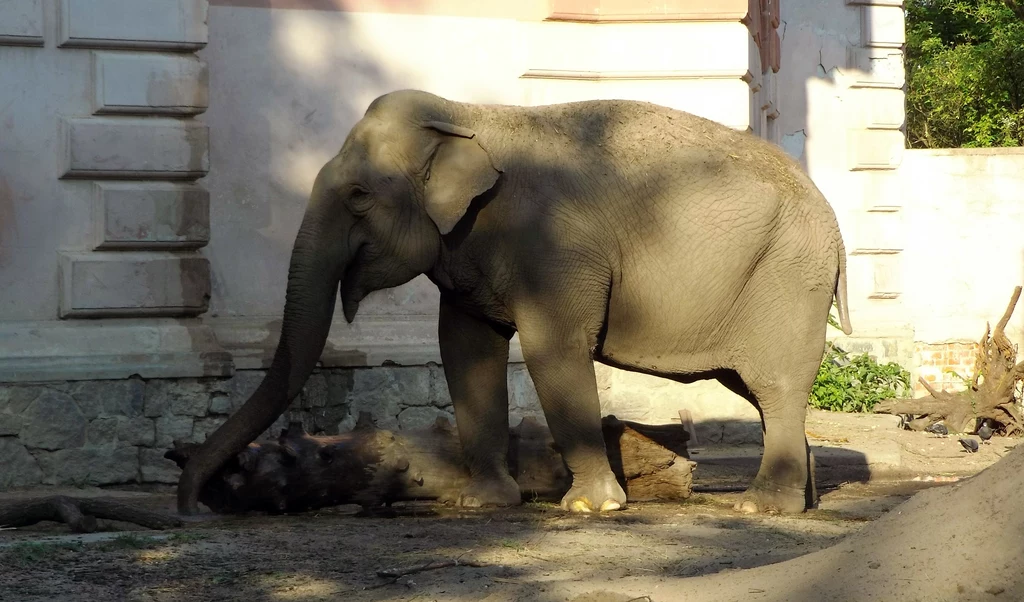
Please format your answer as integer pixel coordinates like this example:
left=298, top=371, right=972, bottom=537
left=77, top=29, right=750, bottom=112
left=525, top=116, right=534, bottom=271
left=177, top=178, right=351, bottom=514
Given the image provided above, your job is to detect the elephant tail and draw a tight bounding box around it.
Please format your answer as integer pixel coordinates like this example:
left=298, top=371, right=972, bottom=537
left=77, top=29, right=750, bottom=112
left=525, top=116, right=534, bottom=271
left=834, top=239, right=853, bottom=335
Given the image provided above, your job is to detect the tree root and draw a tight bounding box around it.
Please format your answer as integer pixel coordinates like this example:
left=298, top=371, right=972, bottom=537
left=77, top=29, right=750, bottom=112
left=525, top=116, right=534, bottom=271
left=875, top=286, right=1024, bottom=435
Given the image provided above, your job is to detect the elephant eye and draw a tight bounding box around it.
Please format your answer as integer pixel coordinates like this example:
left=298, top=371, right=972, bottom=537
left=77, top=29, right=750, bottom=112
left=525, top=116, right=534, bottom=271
left=347, top=186, right=373, bottom=213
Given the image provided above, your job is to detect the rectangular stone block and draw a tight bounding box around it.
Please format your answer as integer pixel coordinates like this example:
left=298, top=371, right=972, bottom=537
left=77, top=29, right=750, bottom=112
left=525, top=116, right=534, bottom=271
left=92, top=52, right=209, bottom=116
left=0, top=0, right=43, bottom=46
left=58, top=0, right=208, bottom=51
left=869, top=254, right=902, bottom=299
left=859, top=170, right=903, bottom=212
left=861, top=5, right=905, bottom=48
left=0, top=320, right=232, bottom=382
left=846, top=129, right=904, bottom=171
left=847, top=88, right=905, bottom=130
left=851, top=209, right=904, bottom=253
left=846, top=47, right=905, bottom=89
left=93, top=182, right=209, bottom=250
left=61, top=118, right=209, bottom=179
left=59, top=252, right=210, bottom=318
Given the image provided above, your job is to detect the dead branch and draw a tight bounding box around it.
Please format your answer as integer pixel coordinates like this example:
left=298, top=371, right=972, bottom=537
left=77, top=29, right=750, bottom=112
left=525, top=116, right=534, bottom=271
left=0, top=496, right=182, bottom=533
left=165, top=414, right=695, bottom=515
left=376, top=558, right=489, bottom=579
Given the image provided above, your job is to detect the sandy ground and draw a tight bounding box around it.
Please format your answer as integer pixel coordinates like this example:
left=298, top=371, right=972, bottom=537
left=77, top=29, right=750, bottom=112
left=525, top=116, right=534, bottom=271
left=0, top=410, right=1019, bottom=602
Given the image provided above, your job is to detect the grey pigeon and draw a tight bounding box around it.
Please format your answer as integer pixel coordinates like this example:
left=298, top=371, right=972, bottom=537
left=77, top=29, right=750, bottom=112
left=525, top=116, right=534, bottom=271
left=977, top=421, right=994, bottom=442
left=958, top=437, right=979, bottom=453
left=925, top=423, right=948, bottom=436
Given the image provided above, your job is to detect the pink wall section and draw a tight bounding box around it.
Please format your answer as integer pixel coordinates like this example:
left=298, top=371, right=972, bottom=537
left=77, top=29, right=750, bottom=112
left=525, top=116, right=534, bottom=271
left=207, top=0, right=768, bottom=23
left=208, top=0, right=550, bottom=19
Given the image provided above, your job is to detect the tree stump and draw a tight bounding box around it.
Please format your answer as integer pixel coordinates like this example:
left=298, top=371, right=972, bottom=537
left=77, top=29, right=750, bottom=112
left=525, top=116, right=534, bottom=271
left=874, top=286, right=1024, bottom=435
left=164, top=414, right=695, bottom=514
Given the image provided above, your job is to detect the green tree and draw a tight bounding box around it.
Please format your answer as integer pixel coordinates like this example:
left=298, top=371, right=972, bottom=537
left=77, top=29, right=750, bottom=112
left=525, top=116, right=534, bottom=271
left=905, top=0, right=1024, bottom=148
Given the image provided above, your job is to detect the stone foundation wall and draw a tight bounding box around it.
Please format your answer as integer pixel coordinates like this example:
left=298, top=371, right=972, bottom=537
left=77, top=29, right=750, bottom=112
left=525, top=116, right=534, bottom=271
left=0, top=364, right=543, bottom=491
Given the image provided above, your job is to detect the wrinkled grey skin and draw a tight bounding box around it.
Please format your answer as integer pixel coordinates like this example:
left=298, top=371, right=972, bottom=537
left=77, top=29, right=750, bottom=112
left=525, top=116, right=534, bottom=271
left=177, top=90, right=853, bottom=516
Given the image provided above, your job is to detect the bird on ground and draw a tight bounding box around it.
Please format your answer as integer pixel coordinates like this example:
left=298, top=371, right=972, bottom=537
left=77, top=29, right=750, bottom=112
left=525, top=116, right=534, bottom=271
left=958, top=437, right=980, bottom=453
left=977, top=420, right=994, bottom=442
left=925, top=423, right=949, bottom=436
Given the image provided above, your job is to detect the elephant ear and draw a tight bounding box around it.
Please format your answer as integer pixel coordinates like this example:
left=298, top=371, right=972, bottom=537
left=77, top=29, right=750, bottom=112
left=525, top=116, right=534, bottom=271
left=421, top=120, right=500, bottom=235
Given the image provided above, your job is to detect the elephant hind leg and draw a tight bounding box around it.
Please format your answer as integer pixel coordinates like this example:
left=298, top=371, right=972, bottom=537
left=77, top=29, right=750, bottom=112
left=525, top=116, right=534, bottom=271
left=728, top=291, right=831, bottom=514
left=734, top=383, right=816, bottom=514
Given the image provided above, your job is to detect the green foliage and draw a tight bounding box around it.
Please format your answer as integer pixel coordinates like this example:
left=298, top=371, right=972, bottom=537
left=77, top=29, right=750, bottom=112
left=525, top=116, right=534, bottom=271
left=810, top=342, right=912, bottom=413
left=905, top=0, right=1024, bottom=148
left=167, top=531, right=207, bottom=544
left=98, top=533, right=160, bottom=551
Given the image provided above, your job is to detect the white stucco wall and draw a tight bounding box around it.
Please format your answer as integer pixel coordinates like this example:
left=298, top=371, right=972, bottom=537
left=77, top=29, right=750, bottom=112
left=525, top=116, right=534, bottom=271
left=901, top=149, right=1024, bottom=345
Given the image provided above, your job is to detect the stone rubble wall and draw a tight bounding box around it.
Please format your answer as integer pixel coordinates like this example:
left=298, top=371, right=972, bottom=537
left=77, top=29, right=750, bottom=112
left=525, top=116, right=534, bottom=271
left=0, top=364, right=543, bottom=491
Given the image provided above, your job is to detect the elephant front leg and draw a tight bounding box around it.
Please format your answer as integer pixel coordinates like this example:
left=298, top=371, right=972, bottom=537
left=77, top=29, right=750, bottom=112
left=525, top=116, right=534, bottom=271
left=517, top=323, right=626, bottom=513
left=438, top=299, right=521, bottom=508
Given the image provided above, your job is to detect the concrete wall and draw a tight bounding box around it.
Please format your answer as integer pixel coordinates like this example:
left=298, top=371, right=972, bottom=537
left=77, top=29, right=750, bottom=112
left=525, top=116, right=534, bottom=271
left=901, top=149, right=1024, bottom=393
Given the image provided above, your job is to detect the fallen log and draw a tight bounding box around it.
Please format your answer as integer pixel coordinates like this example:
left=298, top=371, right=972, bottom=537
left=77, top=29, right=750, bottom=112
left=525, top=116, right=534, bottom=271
left=164, top=414, right=695, bottom=514
left=874, top=286, right=1024, bottom=435
left=0, top=496, right=182, bottom=533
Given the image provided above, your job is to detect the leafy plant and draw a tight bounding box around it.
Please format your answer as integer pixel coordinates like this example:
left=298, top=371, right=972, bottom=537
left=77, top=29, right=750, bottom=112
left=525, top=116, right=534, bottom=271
left=98, top=533, right=160, bottom=551
left=906, top=0, right=1024, bottom=148
left=810, top=342, right=912, bottom=412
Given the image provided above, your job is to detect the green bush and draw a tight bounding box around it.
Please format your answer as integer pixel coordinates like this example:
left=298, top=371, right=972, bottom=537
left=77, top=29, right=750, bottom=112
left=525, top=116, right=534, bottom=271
left=809, top=342, right=912, bottom=413
left=906, top=0, right=1024, bottom=148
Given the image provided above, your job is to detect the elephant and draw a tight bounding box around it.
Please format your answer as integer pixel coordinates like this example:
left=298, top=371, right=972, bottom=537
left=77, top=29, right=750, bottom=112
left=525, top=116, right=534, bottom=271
left=177, top=89, right=853, bottom=516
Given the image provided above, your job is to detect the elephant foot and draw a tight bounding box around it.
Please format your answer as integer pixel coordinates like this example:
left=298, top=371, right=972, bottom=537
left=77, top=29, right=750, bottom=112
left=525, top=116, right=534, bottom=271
left=734, top=480, right=807, bottom=514
left=446, top=473, right=522, bottom=508
left=560, top=471, right=627, bottom=513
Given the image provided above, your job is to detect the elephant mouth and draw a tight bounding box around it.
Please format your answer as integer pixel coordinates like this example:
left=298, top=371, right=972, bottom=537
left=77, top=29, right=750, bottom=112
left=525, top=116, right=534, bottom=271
left=339, top=248, right=365, bottom=323
left=341, top=291, right=361, bottom=323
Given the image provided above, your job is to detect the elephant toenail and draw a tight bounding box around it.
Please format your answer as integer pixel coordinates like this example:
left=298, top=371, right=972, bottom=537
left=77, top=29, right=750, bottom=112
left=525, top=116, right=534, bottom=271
left=599, top=500, right=621, bottom=512
left=570, top=499, right=593, bottom=513
left=736, top=501, right=759, bottom=513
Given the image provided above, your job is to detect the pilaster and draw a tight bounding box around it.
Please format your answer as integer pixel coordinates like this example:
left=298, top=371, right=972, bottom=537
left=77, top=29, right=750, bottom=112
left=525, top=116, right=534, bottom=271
left=842, top=0, right=907, bottom=320
left=55, top=0, right=212, bottom=320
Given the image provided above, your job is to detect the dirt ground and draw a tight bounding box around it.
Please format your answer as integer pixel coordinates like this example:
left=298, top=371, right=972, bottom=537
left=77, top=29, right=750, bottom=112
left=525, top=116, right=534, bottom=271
left=1, top=410, right=1019, bottom=602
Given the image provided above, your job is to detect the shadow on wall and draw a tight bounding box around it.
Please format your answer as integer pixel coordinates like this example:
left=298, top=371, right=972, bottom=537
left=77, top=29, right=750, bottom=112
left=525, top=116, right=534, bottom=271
left=202, top=4, right=419, bottom=320
left=203, top=3, right=522, bottom=321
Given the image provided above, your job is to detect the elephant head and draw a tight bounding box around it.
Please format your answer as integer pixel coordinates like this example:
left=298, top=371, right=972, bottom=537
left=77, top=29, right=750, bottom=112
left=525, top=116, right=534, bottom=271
left=177, top=91, right=501, bottom=513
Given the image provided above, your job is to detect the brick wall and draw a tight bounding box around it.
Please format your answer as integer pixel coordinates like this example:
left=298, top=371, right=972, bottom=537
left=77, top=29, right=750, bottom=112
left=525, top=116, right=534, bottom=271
left=913, top=342, right=979, bottom=396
